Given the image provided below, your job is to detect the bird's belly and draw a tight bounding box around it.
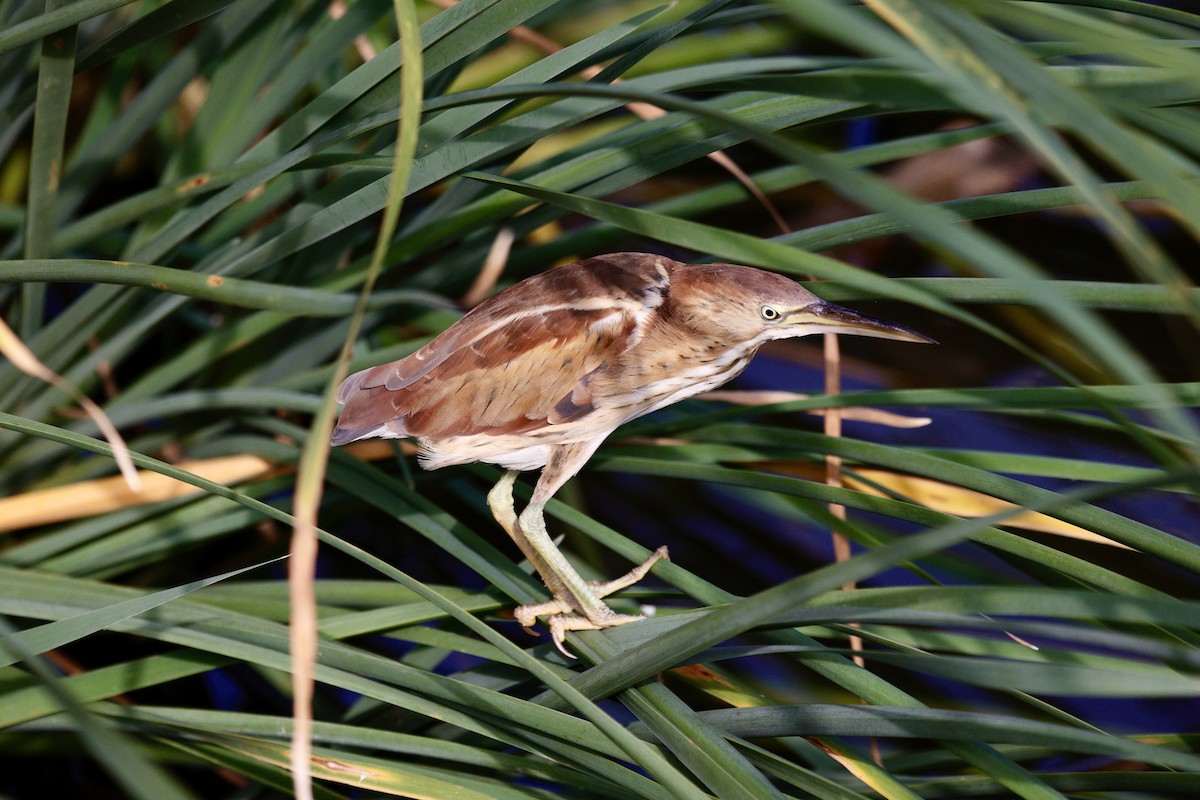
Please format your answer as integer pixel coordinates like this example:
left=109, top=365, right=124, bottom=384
left=416, top=403, right=632, bottom=472
left=417, top=435, right=553, bottom=471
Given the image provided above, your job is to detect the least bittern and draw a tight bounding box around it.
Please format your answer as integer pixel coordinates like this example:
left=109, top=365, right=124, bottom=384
left=333, top=253, right=931, bottom=655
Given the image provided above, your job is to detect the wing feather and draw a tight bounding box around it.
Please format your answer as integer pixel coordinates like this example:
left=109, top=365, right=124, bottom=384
left=416, top=307, right=639, bottom=438
left=335, top=309, right=633, bottom=441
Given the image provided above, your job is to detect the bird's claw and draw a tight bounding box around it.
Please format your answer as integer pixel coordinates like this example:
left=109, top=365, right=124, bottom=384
left=516, top=608, right=647, bottom=658
left=546, top=611, right=645, bottom=658
left=513, top=546, right=669, bottom=658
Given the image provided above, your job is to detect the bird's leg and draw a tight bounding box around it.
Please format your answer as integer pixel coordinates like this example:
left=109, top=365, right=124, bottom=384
left=535, top=544, right=671, bottom=654
left=488, top=447, right=668, bottom=657
left=487, top=471, right=579, bottom=624
left=510, top=545, right=669, bottom=648
left=487, top=471, right=555, bottom=579
left=514, top=498, right=649, bottom=656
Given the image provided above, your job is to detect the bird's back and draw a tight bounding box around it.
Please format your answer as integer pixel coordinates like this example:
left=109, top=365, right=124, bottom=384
left=330, top=254, right=676, bottom=451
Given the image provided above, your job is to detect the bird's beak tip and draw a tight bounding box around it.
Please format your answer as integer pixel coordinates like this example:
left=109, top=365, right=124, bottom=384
left=809, top=302, right=936, bottom=345
left=883, top=326, right=938, bottom=346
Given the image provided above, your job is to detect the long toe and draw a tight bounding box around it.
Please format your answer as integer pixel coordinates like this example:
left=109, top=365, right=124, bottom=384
left=547, top=610, right=647, bottom=658
left=583, top=609, right=646, bottom=627
left=590, top=545, right=670, bottom=599
left=513, top=597, right=574, bottom=631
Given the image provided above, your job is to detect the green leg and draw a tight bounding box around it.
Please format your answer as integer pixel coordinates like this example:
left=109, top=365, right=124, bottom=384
left=485, top=446, right=669, bottom=657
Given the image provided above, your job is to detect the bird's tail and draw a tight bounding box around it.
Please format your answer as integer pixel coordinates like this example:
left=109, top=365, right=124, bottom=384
left=330, top=367, right=372, bottom=446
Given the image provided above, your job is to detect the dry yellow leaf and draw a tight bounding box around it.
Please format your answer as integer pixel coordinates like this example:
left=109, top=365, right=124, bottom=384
left=0, top=455, right=273, bottom=532
left=758, top=459, right=1134, bottom=551
left=0, top=440, right=408, bottom=533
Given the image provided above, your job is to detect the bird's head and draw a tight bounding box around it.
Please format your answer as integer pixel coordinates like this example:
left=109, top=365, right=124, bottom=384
left=672, top=263, right=935, bottom=346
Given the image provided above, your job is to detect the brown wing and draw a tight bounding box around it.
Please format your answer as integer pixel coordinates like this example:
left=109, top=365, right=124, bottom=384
left=331, top=253, right=675, bottom=445
left=413, top=306, right=636, bottom=437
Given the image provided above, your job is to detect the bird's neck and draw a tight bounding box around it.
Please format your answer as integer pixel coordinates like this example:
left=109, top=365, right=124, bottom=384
left=601, top=325, right=762, bottom=417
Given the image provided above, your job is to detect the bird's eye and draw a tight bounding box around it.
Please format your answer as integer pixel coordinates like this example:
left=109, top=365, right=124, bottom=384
left=759, top=305, right=781, bottom=322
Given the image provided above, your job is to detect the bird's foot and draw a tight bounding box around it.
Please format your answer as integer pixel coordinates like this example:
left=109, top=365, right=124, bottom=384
left=515, top=601, right=646, bottom=658
left=514, top=546, right=669, bottom=658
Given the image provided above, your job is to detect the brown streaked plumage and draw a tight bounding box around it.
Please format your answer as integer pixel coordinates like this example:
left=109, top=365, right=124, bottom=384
left=333, top=253, right=932, bottom=656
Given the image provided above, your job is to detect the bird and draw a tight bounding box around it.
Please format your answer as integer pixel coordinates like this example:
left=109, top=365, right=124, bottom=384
left=332, top=253, right=932, bottom=656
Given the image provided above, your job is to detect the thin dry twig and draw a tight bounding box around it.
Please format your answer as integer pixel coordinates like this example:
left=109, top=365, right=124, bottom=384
left=822, top=332, right=878, bottom=764
left=700, top=389, right=932, bottom=428
left=289, top=5, right=421, bottom=796
left=461, top=227, right=516, bottom=308
left=329, top=0, right=378, bottom=62
left=0, top=315, right=141, bottom=492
